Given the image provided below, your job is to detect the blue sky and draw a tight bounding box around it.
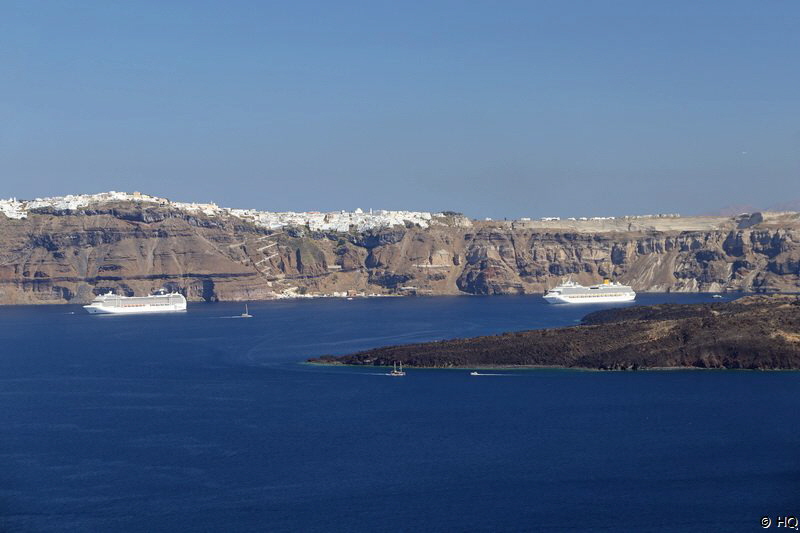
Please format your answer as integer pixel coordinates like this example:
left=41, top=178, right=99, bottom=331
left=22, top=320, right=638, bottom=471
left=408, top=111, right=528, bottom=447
left=1, top=1, right=798, bottom=218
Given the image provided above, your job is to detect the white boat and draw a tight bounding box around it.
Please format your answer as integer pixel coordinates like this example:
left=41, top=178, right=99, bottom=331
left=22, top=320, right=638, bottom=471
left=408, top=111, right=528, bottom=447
left=389, top=361, right=406, bottom=376
left=241, top=304, right=253, bottom=318
left=83, top=290, right=187, bottom=314
left=544, top=278, right=635, bottom=304
left=470, top=371, right=480, bottom=376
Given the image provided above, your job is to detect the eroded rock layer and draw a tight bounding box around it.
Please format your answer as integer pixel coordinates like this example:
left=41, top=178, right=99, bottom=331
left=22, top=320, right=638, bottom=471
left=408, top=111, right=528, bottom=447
left=1, top=204, right=799, bottom=304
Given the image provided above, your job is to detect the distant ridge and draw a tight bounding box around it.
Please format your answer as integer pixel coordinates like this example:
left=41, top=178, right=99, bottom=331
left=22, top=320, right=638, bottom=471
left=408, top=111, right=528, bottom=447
left=1, top=193, right=799, bottom=304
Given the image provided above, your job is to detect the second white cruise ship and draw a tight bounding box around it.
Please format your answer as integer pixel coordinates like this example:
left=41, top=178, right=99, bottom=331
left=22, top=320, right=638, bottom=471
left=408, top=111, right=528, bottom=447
left=543, top=279, right=636, bottom=304
left=83, top=290, right=187, bottom=314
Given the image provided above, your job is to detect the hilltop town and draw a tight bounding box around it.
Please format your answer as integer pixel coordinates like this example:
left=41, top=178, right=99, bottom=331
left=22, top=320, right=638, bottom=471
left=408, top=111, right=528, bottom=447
left=1, top=190, right=683, bottom=231
left=0, top=191, right=450, bottom=232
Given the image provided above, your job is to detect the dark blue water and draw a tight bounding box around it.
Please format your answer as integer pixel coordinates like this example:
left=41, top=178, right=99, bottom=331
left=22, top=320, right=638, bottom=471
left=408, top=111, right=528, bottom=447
left=1, top=294, right=798, bottom=532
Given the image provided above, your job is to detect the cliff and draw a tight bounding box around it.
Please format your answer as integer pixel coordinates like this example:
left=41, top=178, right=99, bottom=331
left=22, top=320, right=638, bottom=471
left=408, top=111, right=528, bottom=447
left=309, top=295, right=800, bottom=370
left=1, top=202, right=799, bottom=304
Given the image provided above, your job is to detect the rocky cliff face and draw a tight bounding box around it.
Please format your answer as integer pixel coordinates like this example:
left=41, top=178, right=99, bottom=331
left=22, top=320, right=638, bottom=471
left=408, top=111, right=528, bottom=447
left=454, top=215, right=800, bottom=295
left=1, top=204, right=798, bottom=304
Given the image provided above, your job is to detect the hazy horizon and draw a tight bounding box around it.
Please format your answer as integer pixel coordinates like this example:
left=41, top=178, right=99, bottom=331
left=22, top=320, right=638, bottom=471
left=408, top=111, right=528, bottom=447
left=2, top=1, right=798, bottom=219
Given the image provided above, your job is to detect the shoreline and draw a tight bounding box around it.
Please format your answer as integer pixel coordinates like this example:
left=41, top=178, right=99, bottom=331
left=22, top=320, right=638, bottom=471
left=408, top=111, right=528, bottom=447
left=0, top=290, right=773, bottom=308
left=3, top=203, right=798, bottom=306
left=304, top=361, right=800, bottom=372
left=307, top=296, right=800, bottom=371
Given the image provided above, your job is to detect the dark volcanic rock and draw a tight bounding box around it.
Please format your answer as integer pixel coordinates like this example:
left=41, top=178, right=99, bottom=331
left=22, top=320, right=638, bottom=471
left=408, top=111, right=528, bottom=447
left=309, top=296, right=800, bottom=370
left=737, top=212, right=763, bottom=230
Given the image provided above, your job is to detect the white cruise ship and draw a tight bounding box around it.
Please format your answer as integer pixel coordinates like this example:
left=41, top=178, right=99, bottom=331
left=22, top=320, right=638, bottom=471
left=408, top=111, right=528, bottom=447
left=543, top=279, right=635, bottom=304
left=83, top=290, right=187, bottom=314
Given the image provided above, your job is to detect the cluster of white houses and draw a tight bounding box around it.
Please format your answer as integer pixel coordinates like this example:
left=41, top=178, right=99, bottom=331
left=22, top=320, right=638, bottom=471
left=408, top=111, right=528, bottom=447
left=227, top=207, right=442, bottom=232
left=0, top=191, right=443, bottom=231
left=0, top=191, right=168, bottom=218
left=1, top=191, right=680, bottom=230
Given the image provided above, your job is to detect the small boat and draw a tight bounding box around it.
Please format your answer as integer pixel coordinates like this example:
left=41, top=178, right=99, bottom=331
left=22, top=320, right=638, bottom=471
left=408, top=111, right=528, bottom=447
left=240, top=304, right=253, bottom=318
left=470, top=371, right=480, bottom=376
left=712, top=294, right=723, bottom=299
left=389, top=361, right=406, bottom=376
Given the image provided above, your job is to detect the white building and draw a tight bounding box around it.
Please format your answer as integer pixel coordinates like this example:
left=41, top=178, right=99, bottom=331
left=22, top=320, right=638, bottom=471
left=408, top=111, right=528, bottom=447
left=0, top=191, right=453, bottom=232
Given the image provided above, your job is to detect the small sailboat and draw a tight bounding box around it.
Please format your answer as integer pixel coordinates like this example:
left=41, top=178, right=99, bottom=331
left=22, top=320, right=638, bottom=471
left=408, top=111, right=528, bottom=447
left=389, top=361, right=406, bottom=376
left=240, top=304, right=253, bottom=318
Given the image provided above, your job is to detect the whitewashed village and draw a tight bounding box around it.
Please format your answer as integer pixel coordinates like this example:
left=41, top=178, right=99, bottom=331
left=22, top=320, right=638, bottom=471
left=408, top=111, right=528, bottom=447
left=0, top=190, right=680, bottom=230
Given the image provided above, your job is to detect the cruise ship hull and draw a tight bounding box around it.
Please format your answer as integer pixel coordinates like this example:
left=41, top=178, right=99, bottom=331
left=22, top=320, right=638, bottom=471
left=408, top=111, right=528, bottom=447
left=84, top=303, right=186, bottom=314
left=543, top=279, right=636, bottom=304
left=543, top=292, right=636, bottom=304
left=83, top=292, right=187, bottom=314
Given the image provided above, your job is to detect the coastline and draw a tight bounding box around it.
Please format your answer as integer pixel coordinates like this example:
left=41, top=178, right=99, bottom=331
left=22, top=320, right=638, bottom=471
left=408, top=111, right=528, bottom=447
left=307, top=295, right=800, bottom=371
left=0, top=289, right=770, bottom=307
left=2, top=203, right=799, bottom=306
left=305, top=360, right=800, bottom=372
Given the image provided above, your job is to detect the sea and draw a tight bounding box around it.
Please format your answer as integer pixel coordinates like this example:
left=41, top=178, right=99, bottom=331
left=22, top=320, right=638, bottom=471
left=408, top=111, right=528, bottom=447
left=0, top=293, right=797, bottom=532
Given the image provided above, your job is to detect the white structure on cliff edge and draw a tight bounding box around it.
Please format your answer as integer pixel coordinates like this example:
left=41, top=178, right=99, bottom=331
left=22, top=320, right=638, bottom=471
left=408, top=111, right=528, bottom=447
left=1, top=190, right=684, bottom=230
left=0, top=191, right=457, bottom=231
left=1, top=191, right=168, bottom=219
